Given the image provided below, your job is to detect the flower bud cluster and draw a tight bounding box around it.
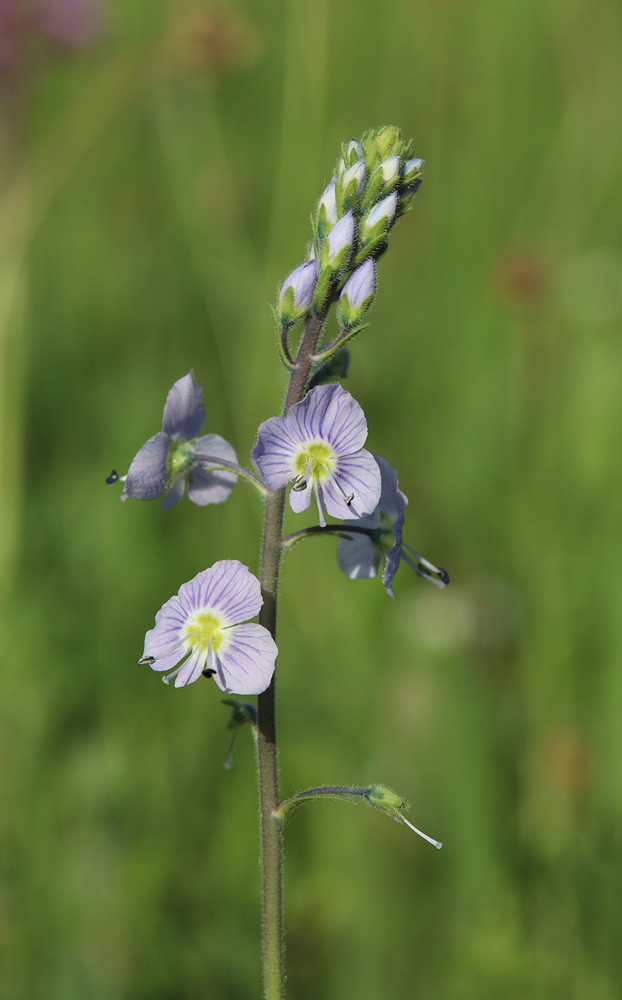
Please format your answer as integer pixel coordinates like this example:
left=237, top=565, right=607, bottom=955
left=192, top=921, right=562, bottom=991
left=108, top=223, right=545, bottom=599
left=276, top=127, right=424, bottom=346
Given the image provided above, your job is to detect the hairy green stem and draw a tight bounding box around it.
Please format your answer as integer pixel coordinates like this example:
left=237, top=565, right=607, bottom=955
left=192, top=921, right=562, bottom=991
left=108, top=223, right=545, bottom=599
left=256, top=306, right=330, bottom=1000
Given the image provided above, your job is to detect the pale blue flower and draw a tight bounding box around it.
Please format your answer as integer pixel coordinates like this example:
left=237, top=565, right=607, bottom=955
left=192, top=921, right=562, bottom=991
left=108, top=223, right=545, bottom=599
left=139, top=560, right=277, bottom=693
left=337, top=456, right=449, bottom=597
left=115, top=372, right=237, bottom=510
left=252, top=383, right=381, bottom=527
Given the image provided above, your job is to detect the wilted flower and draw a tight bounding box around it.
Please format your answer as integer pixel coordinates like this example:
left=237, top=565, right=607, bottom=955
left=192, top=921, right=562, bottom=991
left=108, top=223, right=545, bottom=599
left=139, top=560, right=278, bottom=693
left=252, top=383, right=381, bottom=526
left=111, top=371, right=237, bottom=510
left=337, top=456, right=449, bottom=596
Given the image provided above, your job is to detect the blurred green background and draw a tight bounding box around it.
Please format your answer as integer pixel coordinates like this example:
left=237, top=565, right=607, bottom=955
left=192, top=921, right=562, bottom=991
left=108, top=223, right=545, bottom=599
left=2, top=0, right=622, bottom=997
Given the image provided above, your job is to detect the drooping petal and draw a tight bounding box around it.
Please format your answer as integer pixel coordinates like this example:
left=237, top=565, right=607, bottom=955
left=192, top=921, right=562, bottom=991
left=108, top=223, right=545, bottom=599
left=162, top=371, right=206, bottom=439
left=122, top=432, right=169, bottom=501
left=381, top=531, right=403, bottom=598
left=337, top=531, right=380, bottom=580
left=374, top=455, right=408, bottom=520
left=213, top=623, right=277, bottom=695
left=188, top=433, right=238, bottom=505
left=160, top=477, right=185, bottom=510
left=252, top=416, right=299, bottom=489
left=323, top=449, right=380, bottom=520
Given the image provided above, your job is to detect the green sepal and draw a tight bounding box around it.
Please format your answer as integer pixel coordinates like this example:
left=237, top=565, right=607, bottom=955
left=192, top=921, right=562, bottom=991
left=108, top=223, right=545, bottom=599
left=311, top=265, right=333, bottom=314
left=336, top=290, right=374, bottom=330
left=277, top=284, right=295, bottom=326
left=351, top=234, right=387, bottom=268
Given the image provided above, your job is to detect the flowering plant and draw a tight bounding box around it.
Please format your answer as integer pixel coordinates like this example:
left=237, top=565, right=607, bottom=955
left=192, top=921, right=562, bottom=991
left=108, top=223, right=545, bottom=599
left=109, top=125, right=449, bottom=999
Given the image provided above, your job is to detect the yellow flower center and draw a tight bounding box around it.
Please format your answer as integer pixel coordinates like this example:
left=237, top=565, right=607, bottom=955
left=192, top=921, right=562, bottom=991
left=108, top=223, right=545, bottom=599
left=184, top=611, right=225, bottom=652
left=294, top=441, right=335, bottom=482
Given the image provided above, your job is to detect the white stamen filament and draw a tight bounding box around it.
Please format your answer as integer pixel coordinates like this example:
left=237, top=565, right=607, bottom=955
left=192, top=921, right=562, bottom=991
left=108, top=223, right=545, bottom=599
left=139, top=634, right=189, bottom=669
left=322, top=464, right=355, bottom=507
left=398, top=811, right=442, bottom=849
left=314, top=485, right=327, bottom=528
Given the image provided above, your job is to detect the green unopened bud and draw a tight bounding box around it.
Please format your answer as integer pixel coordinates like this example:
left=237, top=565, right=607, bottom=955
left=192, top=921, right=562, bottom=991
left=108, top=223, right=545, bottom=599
left=373, top=125, right=403, bottom=160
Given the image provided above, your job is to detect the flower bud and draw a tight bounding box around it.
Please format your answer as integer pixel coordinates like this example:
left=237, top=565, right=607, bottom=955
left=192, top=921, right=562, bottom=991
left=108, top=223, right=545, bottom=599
left=324, top=210, right=354, bottom=270
left=339, top=160, right=366, bottom=210
left=278, top=260, right=318, bottom=325
left=361, top=192, right=398, bottom=245
left=337, top=139, right=364, bottom=175
left=336, top=260, right=376, bottom=329
left=342, top=160, right=366, bottom=194
left=373, top=125, right=403, bottom=161
left=380, top=155, right=401, bottom=186
left=402, top=157, right=424, bottom=184
left=317, top=177, right=338, bottom=237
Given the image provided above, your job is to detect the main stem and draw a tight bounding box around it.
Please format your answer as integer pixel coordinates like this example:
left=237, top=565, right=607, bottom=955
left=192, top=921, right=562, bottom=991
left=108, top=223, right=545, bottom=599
left=256, top=310, right=329, bottom=1000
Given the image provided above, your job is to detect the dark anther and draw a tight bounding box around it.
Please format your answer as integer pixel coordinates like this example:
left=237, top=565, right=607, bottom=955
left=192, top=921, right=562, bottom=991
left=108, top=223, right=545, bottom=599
left=345, top=493, right=355, bottom=506
left=292, top=476, right=307, bottom=492
left=106, top=469, right=119, bottom=484
left=137, top=655, right=156, bottom=666
left=202, top=668, right=216, bottom=679
left=438, top=568, right=450, bottom=585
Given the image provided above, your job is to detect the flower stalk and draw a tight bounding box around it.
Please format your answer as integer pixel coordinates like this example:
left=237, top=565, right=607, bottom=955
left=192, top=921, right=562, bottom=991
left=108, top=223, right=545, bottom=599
left=255, top=303, right=332, bottom=1000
